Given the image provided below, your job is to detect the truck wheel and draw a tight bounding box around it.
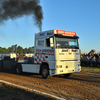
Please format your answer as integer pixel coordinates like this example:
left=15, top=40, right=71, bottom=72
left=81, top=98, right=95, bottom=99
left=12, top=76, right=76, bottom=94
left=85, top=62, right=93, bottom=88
left=41, top=65, right=50, bottom=79
left=63, top=73, right=72, bottom=78
left=16, top=64, right=22, bottom=74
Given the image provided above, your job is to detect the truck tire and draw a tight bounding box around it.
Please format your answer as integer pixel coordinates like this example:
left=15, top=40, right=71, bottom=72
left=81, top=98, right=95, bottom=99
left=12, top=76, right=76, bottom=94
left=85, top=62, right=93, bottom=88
left=15, top=64, right=22, bottom=74
left=63, top=73, right=72, bottom=78
left=41, top=65, right=50, bottom=79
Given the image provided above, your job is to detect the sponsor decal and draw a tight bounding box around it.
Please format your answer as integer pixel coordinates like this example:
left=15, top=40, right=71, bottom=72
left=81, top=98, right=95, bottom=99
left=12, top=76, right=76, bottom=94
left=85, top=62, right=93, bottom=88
left=72, top=49, right=79, bottom=52
left=76, top=49, right=79, bottom=52
left=62, top=50, right=68, bottom=52
left=38, top=40, right=44, bottom=46
left=72, top=50, right=76, bottom=52
left=56, top=30, right=77, bottom=36
left=68, top=49, right=72, bottom=53
left=47, top=32, right=53, bottom=35
left=44, top=32, right=47, bottom=36
left=39, top=32, right=53, bottom=36
left=36, top=49, right=41, bottom=52
left=62, top=49, right=79, bottom=52
left=36, top=49, right=54, bottom=55
left=39, top=33, right=44, bottom=36
left=42, top=49, right=54, bottom=53
left=59, top=53, right=64, bottom=55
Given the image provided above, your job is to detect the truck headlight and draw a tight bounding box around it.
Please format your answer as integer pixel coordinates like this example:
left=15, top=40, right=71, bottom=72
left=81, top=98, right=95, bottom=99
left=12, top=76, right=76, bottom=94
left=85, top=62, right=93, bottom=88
left=56, top=65, right=62, bottom=68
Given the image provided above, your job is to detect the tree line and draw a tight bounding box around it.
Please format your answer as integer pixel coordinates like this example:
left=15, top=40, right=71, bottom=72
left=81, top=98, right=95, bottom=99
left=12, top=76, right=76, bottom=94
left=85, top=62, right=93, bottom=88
left=0, top=46, right=34, bottom=54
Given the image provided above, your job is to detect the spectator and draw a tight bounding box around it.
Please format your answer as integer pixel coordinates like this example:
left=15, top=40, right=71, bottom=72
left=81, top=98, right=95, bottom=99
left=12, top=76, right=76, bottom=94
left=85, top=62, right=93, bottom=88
left=80, top=53, right=100, bottom=67
left=85, top=56, right=89, bottom=66
left=97, top=56, right=100, bottom=67
left=89, top=56, right=96, bottom=67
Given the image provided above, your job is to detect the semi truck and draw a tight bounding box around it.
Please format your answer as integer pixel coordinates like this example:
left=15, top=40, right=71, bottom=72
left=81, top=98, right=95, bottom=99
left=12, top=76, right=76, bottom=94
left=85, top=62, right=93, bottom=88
left=0, top=29, right=81, bottom=79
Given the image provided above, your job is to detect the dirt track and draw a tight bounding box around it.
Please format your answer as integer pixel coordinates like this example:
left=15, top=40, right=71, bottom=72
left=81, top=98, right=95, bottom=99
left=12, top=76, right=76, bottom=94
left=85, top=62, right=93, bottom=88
left=0, top=71, right=100, bottom=100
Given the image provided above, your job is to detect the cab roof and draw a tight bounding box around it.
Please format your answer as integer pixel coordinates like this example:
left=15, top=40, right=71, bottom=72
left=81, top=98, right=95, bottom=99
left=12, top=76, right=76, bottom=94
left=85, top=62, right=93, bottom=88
left=35, top=29, right=77, bottom=38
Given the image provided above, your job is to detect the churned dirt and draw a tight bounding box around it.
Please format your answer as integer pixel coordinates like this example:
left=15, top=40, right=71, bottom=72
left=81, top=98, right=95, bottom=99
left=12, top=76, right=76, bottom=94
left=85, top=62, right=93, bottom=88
left=0, top=71, right=100, bottom=100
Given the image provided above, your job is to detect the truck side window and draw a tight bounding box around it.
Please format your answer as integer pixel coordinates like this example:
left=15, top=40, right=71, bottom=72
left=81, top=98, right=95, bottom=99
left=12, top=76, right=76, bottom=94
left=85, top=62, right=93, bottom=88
left=46, top=38, right=50, bottom=47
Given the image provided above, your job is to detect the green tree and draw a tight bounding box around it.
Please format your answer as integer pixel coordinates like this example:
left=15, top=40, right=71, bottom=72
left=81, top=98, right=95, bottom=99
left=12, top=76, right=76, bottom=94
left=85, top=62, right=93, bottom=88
left=23, top=47, right=34, bottom=54
left=31, top=46, right=34, bottom=53
left=0, top=47, right=7, bottom=53
left=17, top=46, right=23, bottom=54
left=0, top=47, right=2, bottom=53
left=23, top=48, right=28, bottom=54
left=27, top=47, right=33, bottom=53
left=7, top=47, right=14, bottom=53
left=0, top=46, right=34, bottom=54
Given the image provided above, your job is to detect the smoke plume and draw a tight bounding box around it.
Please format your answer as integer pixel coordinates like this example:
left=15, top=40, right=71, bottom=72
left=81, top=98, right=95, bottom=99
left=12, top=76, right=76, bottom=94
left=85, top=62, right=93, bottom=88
left=0, top=0, right=43, bottom=31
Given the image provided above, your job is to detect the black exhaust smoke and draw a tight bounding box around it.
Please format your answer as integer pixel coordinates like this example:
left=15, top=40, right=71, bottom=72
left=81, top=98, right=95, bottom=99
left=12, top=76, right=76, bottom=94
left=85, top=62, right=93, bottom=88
left=0, top=0, right=43, bottom=31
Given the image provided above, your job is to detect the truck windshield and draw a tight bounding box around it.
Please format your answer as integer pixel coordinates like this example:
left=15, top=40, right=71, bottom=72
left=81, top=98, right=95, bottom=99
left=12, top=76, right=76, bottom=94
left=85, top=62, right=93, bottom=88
left=56, top=37, right=79, bottom=49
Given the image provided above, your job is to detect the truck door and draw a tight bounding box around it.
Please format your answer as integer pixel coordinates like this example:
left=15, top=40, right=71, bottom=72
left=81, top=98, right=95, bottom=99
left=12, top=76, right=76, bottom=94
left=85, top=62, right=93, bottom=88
left=44, top=37, right=55, bottom=69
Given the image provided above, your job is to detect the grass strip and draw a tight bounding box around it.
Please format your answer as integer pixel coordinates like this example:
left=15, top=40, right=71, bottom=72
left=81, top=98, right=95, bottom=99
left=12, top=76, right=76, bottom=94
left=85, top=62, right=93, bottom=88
left=81, top=66, right=100, bottom=74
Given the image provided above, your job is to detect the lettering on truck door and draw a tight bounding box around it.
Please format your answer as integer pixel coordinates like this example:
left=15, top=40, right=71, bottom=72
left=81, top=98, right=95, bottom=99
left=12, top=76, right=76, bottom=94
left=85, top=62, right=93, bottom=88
left=34, top=39, right=45, bottom=64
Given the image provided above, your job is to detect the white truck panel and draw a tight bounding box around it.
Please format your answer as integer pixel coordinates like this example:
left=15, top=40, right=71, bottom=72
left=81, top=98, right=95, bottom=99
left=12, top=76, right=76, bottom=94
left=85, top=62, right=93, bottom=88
left=22, top=64, right=40, bottom=73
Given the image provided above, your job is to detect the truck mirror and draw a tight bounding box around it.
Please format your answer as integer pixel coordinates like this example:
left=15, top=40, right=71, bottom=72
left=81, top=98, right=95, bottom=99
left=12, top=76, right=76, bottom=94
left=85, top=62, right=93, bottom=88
left=50, top=44, right=54, bottom=47
left=50, top=38, right=54, bottom=47
left=50, top=38, right=53, bottom=44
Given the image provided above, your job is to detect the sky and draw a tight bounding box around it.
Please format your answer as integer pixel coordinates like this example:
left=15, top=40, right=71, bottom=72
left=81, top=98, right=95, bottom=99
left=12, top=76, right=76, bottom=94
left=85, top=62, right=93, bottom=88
left=0, top=0, right=100, bottom=53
